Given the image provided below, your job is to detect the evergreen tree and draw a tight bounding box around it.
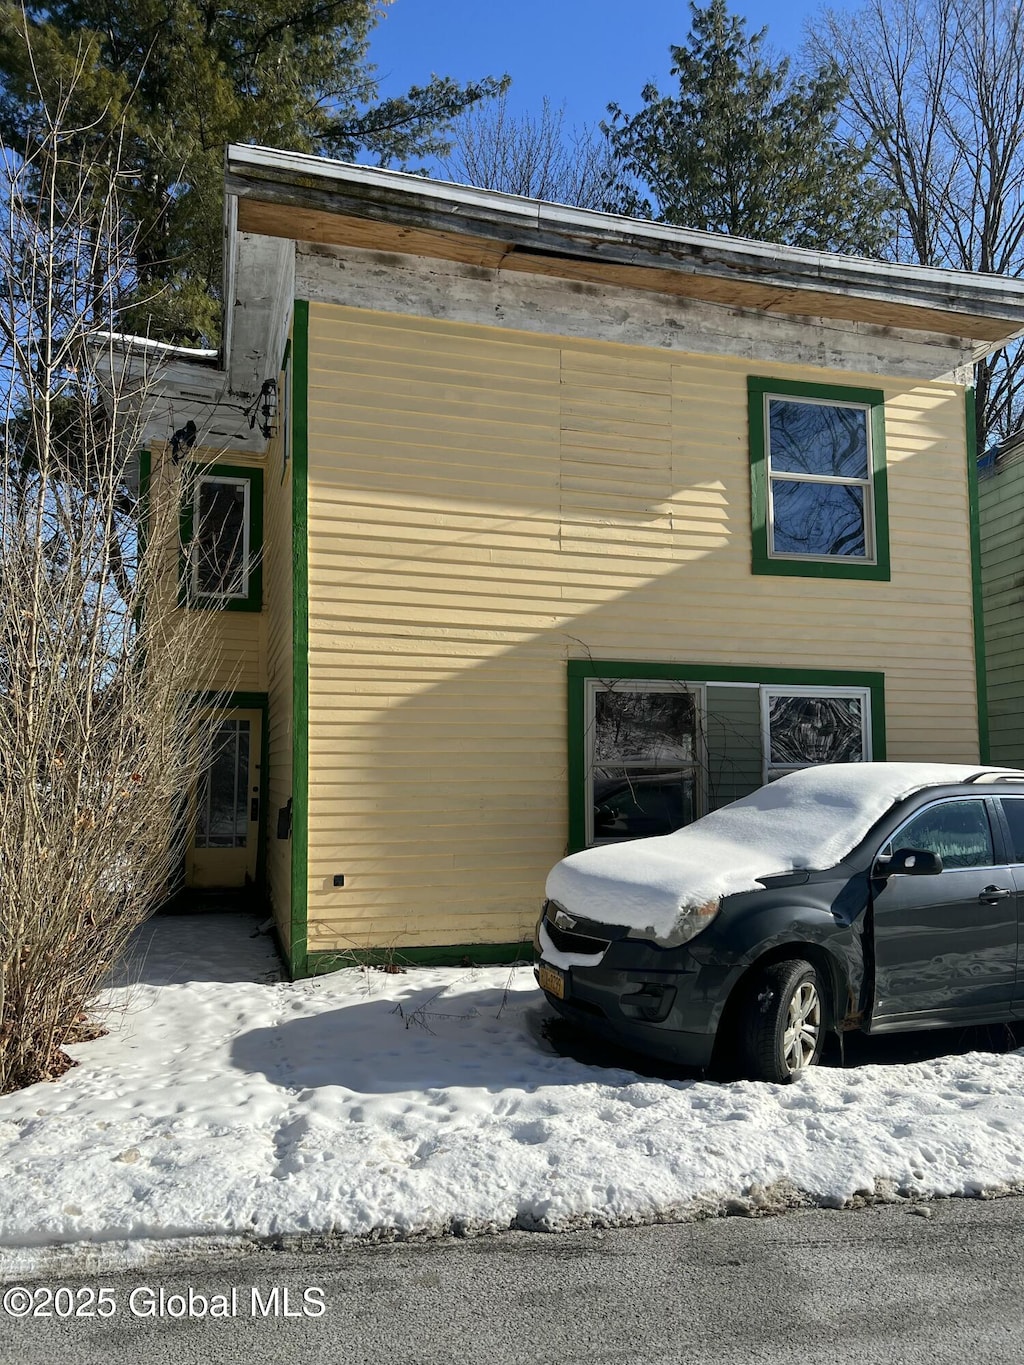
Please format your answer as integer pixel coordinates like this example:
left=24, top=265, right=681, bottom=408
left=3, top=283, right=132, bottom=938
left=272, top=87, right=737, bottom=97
left=0, top=0, right=507, bottom=343
left=604, top=0, right=892, bottom=255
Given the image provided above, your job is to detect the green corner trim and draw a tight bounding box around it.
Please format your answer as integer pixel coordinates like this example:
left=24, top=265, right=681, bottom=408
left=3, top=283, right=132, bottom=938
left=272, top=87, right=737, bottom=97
left=748, top=376, right=891, bottom=582
left=566, top=660, right=887, bottom=853
left=290, top=299, right=311, bottom=980
left=307, top=941, right=534, bottom=973
left=179, top=462, right=264, bottom=612
left=965, top=386, right=989, bottom=763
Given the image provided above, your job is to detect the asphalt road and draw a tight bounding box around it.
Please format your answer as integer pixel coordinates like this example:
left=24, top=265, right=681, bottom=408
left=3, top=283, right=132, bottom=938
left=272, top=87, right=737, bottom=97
left=4, top=1195, right=1024, bottom=1365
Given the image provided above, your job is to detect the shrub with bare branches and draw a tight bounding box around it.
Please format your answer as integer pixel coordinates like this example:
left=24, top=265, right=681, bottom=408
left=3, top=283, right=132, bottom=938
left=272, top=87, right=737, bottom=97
left=0, top=53, right=226, bottom=1092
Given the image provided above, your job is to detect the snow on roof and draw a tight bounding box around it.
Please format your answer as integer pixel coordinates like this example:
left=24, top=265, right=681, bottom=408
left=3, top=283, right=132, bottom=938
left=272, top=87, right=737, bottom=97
left=545, top=763, right=1024, bottom=942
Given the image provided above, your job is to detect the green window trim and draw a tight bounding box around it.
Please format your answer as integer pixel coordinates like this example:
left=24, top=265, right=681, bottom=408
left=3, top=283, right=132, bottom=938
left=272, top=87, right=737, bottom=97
left=965, top=386, right=989, bottom=763
left=290, top=299, right=310, bottom=980
left=748, top=376, right=891, bottom=582
left=179, top=462, right=264, bottom=612
left=567, top=660, right=886, bottom=854
left=307, top=941, right=533, bottom=973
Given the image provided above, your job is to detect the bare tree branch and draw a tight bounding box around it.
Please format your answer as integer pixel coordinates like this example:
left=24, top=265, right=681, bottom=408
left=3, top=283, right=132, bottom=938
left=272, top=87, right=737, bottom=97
left=0, top=46, right=231, bottom=1093
left=438, top=92, right=616, bottom=210
left=811, top=0, right=1024, bottom=446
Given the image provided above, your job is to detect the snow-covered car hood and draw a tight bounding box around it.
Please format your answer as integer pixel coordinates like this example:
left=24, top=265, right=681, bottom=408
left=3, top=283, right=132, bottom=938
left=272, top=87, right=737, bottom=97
left=545, top=763, right=1020, bottom=942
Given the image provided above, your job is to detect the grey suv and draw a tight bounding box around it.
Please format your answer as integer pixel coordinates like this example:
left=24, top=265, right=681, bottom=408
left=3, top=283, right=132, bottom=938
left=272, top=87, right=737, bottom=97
left=535, top=764, right=1024, bottom=1082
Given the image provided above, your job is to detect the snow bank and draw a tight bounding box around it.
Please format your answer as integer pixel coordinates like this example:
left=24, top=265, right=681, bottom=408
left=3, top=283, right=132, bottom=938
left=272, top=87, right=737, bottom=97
left=3, top=912, right=1024, bottom=1275
left=545, top=763, right=1011, bottom=939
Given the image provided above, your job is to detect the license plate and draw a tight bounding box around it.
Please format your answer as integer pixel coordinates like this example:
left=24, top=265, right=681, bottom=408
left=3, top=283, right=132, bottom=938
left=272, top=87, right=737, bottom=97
left=537, top=962, right=565, bottom=999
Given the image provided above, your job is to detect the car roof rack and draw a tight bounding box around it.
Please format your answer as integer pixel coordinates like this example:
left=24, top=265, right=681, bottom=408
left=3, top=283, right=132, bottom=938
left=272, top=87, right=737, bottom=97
left=964, top=770, right=1024, bottom=783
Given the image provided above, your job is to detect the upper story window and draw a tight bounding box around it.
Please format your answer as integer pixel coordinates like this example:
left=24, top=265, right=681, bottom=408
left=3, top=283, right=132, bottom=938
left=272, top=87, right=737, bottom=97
left=748, top=377, right=890, bottom=582
left=181, top=463, right=263, bottom=612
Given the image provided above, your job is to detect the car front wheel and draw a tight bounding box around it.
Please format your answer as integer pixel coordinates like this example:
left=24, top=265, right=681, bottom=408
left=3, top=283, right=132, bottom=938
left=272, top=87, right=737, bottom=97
left=739, top=959, right=825, bottom=1083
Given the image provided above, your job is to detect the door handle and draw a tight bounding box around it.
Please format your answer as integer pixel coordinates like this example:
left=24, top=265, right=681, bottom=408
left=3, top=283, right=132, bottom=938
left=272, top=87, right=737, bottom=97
left=979, top=886, right=1011, bottom=902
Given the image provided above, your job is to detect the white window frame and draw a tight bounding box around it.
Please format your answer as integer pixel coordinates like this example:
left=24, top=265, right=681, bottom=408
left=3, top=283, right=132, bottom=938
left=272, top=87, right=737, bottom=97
left=584, top=678, right=708, bottom=846
left=759, top=684, right=872, bottom=785
left=764, top=392, right=876, bottom=565
left=191, top=474, right=251, bottom=603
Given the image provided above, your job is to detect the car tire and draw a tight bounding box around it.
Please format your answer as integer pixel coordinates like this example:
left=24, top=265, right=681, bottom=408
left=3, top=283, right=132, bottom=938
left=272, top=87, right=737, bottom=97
left=739, top=959, right=825, bottom=1083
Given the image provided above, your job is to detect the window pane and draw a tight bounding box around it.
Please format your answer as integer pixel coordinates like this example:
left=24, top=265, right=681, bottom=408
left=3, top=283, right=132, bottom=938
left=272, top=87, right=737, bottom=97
left=999, top=798, right=1024, bottom=862
left=196, top=479, right=247, bottom=596
left=768, top=399, right=869, bottom=479
left=771, top=479, right=866, bottom=558
left=595, top=689, right=696, bottom=763
left=196, top=720, right=250, bottom=848
left=893, top=800, right=994, bottom=869
left=593, top=767, right=696, bottom=839
left=768, top=694, right=864, bottom=766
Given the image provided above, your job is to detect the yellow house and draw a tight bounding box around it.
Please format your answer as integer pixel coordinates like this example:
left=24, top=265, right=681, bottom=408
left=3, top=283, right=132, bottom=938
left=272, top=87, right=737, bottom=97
left=132, top=144, right=1024, bottom=978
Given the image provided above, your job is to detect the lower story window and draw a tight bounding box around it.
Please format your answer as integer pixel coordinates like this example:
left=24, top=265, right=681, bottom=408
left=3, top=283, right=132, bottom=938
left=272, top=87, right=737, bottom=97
left=587, top=680, right=703, bottom=844
left=761, top=686, right=871, bottom=783
left=575, top=666, right=881, bottom=849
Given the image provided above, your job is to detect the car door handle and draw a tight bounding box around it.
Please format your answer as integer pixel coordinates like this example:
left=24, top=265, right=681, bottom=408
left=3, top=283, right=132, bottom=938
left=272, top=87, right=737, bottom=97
left=979, top=886, right=1012, bottom=902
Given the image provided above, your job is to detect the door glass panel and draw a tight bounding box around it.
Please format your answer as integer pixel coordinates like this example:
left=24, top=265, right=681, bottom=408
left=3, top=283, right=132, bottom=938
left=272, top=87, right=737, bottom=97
left=196, top=719, right=250, bottom=848
left=887, top=800, right=994, bottom=869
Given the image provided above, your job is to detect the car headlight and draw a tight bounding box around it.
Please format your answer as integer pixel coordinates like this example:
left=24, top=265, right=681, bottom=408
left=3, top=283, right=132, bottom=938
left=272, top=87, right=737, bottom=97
left=625, top=898, right=721, bottom=948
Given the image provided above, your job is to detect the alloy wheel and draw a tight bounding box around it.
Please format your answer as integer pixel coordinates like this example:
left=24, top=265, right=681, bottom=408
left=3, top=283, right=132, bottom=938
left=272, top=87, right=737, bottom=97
left=782, top=980, right=821, bottom=1073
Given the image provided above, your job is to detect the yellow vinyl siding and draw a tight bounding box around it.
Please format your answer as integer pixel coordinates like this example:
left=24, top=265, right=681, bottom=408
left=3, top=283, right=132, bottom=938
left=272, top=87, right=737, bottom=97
left=263, top=419, right=293, bottom=946
left=304, top=303, right=976, bottom=953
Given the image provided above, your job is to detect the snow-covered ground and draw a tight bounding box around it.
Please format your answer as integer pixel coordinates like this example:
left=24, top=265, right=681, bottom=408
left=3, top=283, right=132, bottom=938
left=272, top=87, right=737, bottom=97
left=3, top=912, right=1024, bottom=1276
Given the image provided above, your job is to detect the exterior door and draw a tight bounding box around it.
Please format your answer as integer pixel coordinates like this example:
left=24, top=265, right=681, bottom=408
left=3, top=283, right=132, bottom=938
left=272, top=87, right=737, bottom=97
left=186, top=708, right=262, bottom=889
left=871, top=797, right=1017, bottom=1023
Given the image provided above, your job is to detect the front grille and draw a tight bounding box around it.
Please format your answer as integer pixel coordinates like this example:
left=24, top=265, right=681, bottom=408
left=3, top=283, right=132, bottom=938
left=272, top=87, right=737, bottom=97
left=544, top=908, right=610, bottom=956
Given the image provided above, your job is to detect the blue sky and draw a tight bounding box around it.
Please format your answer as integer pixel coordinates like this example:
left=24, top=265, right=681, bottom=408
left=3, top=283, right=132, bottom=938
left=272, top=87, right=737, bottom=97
left=369, top=0, right=836, bottom=130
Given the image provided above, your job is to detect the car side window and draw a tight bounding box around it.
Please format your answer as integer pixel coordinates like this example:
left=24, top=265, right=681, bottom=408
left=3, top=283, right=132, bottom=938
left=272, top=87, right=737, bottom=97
left=884, top=799, right=995, bottom=869
left=998, top=798, right=1024, bottom=863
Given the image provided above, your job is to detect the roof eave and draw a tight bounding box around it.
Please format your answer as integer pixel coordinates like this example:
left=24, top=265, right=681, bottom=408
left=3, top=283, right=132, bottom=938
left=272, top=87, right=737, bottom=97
left=224, top=143, right=1024, bottom=353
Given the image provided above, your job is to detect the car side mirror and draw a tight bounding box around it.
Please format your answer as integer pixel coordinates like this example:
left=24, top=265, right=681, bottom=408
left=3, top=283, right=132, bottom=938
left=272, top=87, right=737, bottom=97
left=875, top=846, right=944, bottom=878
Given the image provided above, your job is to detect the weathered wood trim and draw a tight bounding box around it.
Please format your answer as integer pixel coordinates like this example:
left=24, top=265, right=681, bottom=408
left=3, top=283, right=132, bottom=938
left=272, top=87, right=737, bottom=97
left=294, top=244, right=975, bottom=382
left=240, top=198, right=1007, bottom=343
left=226, top=144, right=1024, bottom=347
